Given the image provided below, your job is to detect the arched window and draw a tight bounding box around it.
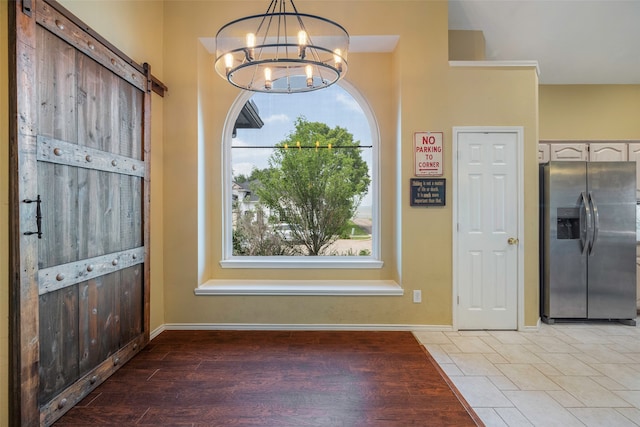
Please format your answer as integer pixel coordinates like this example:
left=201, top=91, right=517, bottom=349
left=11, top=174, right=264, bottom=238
left=221, top=82, right=381, bottom=269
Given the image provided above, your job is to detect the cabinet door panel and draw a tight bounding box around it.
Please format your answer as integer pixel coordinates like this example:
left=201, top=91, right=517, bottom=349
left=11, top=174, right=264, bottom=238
left=549, top=143, right=588, bottom=161
left=628, top=143, right=640, bottom=199
left=590, top=143, right=628, bottom=161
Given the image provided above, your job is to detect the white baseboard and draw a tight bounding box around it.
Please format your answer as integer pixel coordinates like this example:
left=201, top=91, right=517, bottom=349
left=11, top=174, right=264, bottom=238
left=156, top=323, right=454, bottom=332
left=150, top=324, right=166, bottom=340
left=149, top=322, right=544, bottom=339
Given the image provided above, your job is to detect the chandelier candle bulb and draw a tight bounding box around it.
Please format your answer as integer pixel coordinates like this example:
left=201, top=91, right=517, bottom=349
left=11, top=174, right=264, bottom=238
left=306, top=64, right=313, bottom=87
left=246, top=32, right=256, bottom=60
left=224, top=53, right=233, bottom=73
left=298, top=30, right=308, bottom=58
left=298, top=30, right=308, bottom=46
left=334, top=49, right=343, bottom=72
left=264, top=67, right=272, bottom=90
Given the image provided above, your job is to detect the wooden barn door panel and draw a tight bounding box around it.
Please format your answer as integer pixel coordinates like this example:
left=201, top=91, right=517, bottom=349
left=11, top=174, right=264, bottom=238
left=9, top=1, right=151, bottom=425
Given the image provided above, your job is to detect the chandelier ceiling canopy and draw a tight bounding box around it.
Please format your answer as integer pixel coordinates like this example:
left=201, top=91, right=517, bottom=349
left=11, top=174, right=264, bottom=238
left=214, top=0, right=349, bottom=94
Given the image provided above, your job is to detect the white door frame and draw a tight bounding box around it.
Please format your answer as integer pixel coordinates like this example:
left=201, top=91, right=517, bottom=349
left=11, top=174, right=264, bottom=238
left=452, top=126, right=526, bottom=331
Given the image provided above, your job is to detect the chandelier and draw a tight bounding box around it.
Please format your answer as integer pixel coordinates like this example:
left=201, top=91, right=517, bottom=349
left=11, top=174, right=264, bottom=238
left=214, top=0, right=349, bottom=94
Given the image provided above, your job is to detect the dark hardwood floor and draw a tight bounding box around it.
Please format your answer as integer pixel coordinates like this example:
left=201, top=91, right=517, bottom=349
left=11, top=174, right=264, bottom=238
left=54, top=330, right=482, bottom=426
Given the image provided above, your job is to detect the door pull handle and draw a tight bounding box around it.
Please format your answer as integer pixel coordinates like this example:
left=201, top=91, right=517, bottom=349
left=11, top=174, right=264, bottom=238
left=588, top=192, right=599, bottom=256
left=508, top=237, right=519, bottom=245
left=580, top=191, right=591, bottom=255
left=23, top=195, right=42, bottom=239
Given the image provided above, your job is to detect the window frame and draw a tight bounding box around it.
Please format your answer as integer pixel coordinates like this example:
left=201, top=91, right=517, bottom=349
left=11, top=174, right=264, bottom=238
left=220, top=81, right=382, bottom=269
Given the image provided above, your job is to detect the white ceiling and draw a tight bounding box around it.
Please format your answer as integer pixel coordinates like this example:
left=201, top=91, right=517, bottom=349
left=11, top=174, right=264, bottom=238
left=448, top=0, right=640, bottom=84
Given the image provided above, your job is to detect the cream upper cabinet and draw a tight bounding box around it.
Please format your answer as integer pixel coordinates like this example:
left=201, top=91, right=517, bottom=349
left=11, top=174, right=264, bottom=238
left=590, top=143, right=628, bottom=161
left=628, top=143, right=640, bottom=199
left=538, top=143, right=550, bottom=164
left=627, top=143, right=640, bottom=163
left=549, top=143, right=588, bottom=161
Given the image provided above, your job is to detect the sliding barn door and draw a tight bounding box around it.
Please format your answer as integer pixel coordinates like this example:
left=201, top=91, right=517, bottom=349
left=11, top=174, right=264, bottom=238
left=9, top=1, right=151, bottom=425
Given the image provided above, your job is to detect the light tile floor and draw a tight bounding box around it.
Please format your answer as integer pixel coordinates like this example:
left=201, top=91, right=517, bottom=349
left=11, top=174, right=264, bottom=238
left=414, top=321, right=640, bottom=427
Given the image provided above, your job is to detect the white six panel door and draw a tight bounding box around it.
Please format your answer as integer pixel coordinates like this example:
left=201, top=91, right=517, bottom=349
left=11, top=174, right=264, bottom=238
left=456, top=132, right=519, bottom=330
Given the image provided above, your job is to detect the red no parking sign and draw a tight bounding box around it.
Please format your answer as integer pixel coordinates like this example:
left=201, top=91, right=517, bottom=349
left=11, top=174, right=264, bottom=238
left=414, top=131, right=443, bottom=176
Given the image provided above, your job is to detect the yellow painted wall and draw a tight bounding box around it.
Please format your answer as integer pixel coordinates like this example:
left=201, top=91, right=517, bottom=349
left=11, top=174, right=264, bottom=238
left=201, top=53, right=396, bottom=283
left=540, top=85, right=640, bottom=140
left=161, top=1, right=539, bottom=327
left=448, top=66, right=540, bottom=326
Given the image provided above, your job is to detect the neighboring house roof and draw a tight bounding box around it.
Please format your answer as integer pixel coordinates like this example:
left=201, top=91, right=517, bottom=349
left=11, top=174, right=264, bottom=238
left=232, top=180, right=261, bottom=203
left=233, top=99, right=264, bottom=137
left=237, top=181, right=252, bottom=191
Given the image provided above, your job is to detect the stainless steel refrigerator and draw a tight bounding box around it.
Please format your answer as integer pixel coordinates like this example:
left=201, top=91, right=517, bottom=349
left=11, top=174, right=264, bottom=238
left=540, top=161, right=637, bottom=325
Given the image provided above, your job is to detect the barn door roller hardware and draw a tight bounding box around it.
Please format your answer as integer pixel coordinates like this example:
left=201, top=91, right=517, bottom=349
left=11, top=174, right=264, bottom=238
left=23, top=195, right=42, bottom=239
left=22, top=0, right=32, bottom=16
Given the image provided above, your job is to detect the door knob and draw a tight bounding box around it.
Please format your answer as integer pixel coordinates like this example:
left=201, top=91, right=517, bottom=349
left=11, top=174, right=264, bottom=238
left=508, top=237, right=519, bottom=245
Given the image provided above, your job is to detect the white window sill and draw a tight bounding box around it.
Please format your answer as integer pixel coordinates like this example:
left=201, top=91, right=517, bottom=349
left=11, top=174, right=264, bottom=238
left=195, top=279, right=403, bottom=296
left=219, top=257, right=384, bottom=269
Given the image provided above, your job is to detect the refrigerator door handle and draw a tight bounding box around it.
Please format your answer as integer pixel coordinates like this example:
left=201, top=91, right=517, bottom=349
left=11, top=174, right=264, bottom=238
left=580, top=191, right=592, bottom=255
left=580, top=191, right=591, bottom=255
left=589, top=191, right=599, bottom=256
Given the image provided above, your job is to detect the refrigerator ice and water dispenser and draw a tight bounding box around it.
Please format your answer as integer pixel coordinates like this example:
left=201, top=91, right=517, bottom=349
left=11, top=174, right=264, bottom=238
left=556, top=207, right=580, bottom=240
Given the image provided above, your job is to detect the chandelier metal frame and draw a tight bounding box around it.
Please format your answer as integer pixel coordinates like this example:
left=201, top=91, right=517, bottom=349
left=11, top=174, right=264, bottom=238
left=214, top=0, right=349, bottom=94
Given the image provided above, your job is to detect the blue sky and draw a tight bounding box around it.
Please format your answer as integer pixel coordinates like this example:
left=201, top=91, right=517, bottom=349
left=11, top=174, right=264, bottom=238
left=232, top=83, right=374, bottom=207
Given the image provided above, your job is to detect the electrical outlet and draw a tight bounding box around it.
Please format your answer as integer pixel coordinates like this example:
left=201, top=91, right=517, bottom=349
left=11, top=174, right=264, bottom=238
left=413, top=290, right=422, bottom=303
